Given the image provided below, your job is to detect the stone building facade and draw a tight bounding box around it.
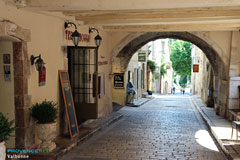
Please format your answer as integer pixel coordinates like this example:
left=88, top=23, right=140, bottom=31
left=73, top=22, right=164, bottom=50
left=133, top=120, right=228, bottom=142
left=191, top=46, right=214, bottom=107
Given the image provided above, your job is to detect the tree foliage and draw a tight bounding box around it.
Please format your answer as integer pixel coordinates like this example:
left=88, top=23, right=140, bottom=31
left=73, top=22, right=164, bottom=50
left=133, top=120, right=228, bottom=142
left=179, top=75, right=188, bottom=88
left=170, top=40, right=192, bottom=87
left=170, top=40, right=192, bottom=77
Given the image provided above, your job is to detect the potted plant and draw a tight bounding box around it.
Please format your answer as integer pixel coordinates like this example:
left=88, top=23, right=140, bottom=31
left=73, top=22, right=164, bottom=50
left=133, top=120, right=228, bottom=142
left=31, top=100, right=57, bottom=151
left=0, top=112, right=15, bottom=160
left=147, top=90, right=153, bottom=95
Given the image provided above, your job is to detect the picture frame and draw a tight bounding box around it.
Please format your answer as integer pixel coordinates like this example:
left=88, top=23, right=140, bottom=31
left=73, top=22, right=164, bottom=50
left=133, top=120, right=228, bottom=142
left=3, top=54, right=10, bottom=64
left=4, top=65, right=11, bottom=81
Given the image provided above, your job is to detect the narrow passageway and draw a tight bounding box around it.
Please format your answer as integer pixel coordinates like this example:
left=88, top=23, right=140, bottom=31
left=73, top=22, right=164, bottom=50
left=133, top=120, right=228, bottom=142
left=58, top=95, right=226, bottom=160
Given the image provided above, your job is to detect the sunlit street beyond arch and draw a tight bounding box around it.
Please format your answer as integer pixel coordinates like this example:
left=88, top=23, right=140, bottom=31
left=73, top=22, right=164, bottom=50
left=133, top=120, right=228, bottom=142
left=58, top=95, right=226, bottom=160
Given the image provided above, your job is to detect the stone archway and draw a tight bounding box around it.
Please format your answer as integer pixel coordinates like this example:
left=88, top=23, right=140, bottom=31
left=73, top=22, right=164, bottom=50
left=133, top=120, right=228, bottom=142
left=111, top=32, right=228, bottom=117
left=0, top=20, right=31, bottom=148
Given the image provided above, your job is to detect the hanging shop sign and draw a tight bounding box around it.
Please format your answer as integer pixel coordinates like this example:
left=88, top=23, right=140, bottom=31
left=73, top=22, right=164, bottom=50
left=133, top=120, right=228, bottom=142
left=193, top=64, right=199, bottom=72
left=114, top=73, right=124, bottom=88
left=59, top=70, right=79, bottom=138
left=138, top=52, right=146, bottom=62
left=39, top=66, right=46, bottom=86
left=65, top=30, right=90, bottom=42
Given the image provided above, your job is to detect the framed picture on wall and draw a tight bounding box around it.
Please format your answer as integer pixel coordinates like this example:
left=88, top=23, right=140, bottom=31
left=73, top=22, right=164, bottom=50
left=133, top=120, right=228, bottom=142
left=3, top=54, right=10, bottom=64
left=4, top=65, right=11, bottom=81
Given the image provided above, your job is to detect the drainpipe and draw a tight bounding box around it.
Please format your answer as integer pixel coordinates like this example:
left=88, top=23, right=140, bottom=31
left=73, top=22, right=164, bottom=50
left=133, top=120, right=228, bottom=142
left=238, top=86, right=240, bottom=109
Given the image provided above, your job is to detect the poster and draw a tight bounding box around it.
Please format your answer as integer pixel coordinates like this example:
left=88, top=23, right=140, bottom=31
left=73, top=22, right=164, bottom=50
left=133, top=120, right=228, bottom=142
left=39, top=66, right=46, bottom=86
left=4, top=65, right=11, bottom=81
left=114, top=73, right=124, bottom=88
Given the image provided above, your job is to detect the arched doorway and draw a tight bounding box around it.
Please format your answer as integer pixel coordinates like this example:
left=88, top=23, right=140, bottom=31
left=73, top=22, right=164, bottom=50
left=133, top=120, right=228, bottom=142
left=111, top=32, right=228, bottom=117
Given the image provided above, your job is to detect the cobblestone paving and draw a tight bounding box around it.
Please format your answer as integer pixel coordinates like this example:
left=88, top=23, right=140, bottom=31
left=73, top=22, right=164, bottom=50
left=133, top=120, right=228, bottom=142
left=58, top=95, right=226, bottom=160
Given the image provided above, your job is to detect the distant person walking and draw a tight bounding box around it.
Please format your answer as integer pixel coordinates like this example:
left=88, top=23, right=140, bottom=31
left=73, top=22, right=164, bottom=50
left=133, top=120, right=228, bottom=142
left=172, top=87, right=176, bottom=94
left=183, top=88, right=185, bottom=95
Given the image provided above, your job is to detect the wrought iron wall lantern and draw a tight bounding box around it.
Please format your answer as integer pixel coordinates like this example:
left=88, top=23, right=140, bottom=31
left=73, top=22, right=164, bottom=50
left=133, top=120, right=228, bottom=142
left=89, top=27, right=102, bottom=47
left=64, top=21, right=81, bottom=46
left=30, top=54, right=45, bottom=71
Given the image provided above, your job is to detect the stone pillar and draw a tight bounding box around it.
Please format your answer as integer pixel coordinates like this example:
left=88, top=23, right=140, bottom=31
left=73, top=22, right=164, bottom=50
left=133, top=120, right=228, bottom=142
left=228, top=31, right=240, bottom=118
left=228, top=77, right=240, bottom=109
left=218, top=79, right=229, bottom=117
left=13, top=42, right=32, bottom=148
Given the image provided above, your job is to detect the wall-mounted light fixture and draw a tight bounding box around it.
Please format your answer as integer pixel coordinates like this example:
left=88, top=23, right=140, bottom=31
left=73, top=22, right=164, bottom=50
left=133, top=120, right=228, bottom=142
left=30, top=54, right=45, bottom=71
left=89, top=27, right=102, bottom=47
left=64, top=21, right=81, bottom=47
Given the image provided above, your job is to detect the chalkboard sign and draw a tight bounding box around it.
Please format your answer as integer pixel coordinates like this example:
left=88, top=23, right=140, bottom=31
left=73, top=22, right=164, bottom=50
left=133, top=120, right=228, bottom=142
left=114, top=73, right=124, bottom=88
left=59, top=70, right=79, bottom=138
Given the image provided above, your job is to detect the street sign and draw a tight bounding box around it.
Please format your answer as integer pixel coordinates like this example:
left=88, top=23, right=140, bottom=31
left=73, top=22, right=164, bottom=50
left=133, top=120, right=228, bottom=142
left=138, top=52, right=146, bottom=62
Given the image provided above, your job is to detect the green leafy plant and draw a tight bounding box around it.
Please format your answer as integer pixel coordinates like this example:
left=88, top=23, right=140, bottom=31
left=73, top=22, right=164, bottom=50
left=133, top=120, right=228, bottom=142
left=31, top=100, right=58, bottom=124
left=160, top=63, right=167, bottom=78
left=147, top=60, right=156, bottom=73
left=154, top=72, right=160, bottom=80
left=0, top=112, right=15, bottom=142
left=159, top=63, right=167, bottom=93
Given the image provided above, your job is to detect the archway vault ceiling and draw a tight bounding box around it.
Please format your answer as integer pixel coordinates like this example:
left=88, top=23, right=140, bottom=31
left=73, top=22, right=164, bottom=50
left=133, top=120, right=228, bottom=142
left=115, top=32, right=226, bottom=77
left=5, top=0, right=240, bottom=32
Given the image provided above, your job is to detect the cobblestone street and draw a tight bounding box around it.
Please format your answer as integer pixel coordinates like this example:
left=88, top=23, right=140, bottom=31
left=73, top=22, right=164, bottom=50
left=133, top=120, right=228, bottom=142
left=58, top=95, right=226, bottom=160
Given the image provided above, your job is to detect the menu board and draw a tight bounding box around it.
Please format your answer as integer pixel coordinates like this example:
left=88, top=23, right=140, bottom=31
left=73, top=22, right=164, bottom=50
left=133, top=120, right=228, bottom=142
left=59, top=70, right=79, bottom=138
left=114, top=73, right=124, bottom=88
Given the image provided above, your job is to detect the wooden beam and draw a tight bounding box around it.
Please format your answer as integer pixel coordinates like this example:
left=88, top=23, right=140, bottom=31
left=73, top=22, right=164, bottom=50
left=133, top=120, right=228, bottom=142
left=63, top=6, right=240, bottom=17
left=71, top=10, right=240, bottom=21
left=19, top=0, right=240, bottom=11
left=83, top=16, right=240, bottom=26
left=102, top=23, right=240, bottom=32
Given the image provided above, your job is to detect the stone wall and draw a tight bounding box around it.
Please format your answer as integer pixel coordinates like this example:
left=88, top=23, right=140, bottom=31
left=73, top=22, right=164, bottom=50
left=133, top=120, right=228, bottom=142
left=110, top=31, right=231, bottom=118
left=191, top=46, right=214, bottom=107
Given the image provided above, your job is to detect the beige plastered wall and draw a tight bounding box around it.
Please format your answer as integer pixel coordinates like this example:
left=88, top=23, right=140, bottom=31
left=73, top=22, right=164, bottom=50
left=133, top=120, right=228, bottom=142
left=111, top=57, right=127, bottom=105
left=97, top=31, right=113, bottom=117
left=0, top=1, right=113, bottom=146
left=200, top=31, right=232, bottom=67
left=0, top=41, right=15, bottom=147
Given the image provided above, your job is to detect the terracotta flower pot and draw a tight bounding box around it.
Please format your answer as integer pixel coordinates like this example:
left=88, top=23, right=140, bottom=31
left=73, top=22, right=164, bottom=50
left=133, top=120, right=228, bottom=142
left=36, top=122, right=56, bottom=151
left=0, top=141, right=6, bottom=160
